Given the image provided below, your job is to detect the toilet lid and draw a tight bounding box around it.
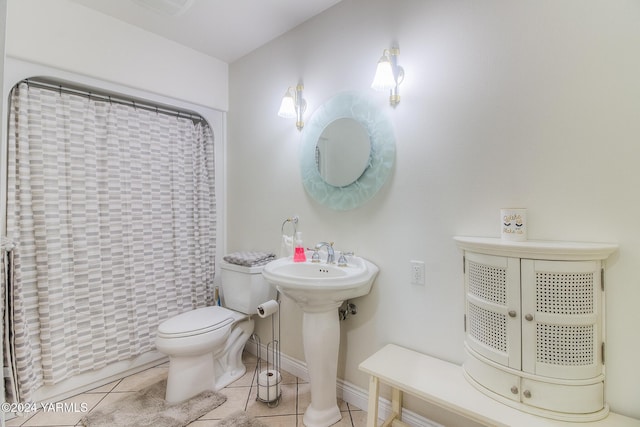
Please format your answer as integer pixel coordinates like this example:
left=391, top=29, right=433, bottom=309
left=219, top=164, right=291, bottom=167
left=157, top=306, right=235, bottom=338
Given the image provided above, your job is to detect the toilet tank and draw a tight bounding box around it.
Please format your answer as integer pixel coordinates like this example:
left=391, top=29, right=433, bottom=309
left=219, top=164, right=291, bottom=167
left=220, top=262, right=277, bottom=315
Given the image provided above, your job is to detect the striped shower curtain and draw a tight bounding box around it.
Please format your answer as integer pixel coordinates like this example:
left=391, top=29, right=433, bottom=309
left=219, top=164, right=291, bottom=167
left=3, top=82, right=216, bottom=402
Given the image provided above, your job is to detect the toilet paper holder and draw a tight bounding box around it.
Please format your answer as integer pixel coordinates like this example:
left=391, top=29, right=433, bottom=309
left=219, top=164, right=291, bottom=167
left=252, top=296, right=282, bottom=407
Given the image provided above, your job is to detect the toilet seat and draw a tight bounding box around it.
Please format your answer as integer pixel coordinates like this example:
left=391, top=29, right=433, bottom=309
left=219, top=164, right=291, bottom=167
left=157, top=306, right=236, bottom=339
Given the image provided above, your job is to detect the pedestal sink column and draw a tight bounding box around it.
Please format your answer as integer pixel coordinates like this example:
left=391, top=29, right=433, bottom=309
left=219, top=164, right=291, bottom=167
left=301, top=303, right=342, bottom=427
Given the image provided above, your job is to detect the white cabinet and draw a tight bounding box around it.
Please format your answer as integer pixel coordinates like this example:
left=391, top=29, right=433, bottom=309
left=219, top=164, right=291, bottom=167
left=454, top=237, right=617, bottom=422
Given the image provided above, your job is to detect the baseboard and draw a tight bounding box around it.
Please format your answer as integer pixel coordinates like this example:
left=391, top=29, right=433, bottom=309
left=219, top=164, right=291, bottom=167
left=245, top=339, right=442, bottom=427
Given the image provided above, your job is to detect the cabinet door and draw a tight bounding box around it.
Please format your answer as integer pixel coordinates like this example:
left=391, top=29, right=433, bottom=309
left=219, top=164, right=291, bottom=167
left=521, top=260, right=602, bottom=380
left=464, top=252, right=521, bottom=369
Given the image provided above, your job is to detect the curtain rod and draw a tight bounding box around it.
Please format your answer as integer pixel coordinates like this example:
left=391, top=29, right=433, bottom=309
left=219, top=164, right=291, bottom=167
left=19, top=78, right=205, bottom=123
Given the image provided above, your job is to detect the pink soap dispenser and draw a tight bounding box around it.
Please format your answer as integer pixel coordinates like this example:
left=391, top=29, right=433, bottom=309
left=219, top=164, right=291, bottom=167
left=293, top=232, right=307, bottom=262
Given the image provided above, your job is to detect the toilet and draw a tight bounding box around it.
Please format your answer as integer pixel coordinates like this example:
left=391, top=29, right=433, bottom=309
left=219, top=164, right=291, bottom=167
left=156, top=261, right=276, bottom=403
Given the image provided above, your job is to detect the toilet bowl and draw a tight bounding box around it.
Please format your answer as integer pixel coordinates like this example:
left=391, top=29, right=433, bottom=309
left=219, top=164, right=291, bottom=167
left=155, top=262, right=276, bottom=403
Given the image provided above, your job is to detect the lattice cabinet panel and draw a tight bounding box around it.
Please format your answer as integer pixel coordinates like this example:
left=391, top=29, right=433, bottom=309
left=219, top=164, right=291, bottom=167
left=464, top=252, right=521, bottom=370
left=521, top=260, right=602, bottom=380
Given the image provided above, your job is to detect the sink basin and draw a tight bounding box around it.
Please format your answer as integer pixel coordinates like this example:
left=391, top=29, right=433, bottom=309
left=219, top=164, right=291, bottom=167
left=262, top=254, right=378, bottom=427
left=262, top=255, right=379, bottom=306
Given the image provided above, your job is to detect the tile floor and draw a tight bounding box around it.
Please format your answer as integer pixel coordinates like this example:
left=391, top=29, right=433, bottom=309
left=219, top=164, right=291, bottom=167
left=5, top=352, right=369, bottom=427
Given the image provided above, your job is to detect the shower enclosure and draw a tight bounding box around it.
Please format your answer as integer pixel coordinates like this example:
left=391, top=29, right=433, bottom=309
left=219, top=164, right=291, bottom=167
left=1, top=78, right=218, bottom=404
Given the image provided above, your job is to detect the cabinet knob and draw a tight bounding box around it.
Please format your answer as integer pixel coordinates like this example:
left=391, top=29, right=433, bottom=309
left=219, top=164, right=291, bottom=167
left=525, top=314, right=534, bottom=321
left=510, top=386, right=518, bottom=395
left=523, top=390, right=532, bottom=398
left=508, top=310, right=517, bottom=318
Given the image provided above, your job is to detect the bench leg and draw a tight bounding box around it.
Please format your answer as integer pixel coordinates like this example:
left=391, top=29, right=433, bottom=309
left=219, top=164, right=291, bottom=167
left=367, top=376, right=380, bottom=427
left=381, top=387, right=405, bottom=427
left=391, top=387, right=403, bottom=419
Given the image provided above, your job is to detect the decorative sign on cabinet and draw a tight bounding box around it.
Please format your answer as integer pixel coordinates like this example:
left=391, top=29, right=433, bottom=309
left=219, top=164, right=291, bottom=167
left=454, top=237, right=618, bottom=422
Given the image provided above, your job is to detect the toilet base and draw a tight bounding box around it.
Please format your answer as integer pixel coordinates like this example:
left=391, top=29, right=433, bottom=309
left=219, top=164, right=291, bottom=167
left=213, top=318, right=254, bottom=390
left=165, top=352, right=215, bottom=403
left=163, top=317, right=254, bottom=403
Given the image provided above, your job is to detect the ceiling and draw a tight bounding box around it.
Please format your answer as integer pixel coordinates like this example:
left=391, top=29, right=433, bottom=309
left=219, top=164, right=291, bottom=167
left=70, top=0, right=343, bottom=63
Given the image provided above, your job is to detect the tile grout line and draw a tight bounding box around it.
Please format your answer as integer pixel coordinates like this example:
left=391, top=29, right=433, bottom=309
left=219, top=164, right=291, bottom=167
left=296, top=378, right=300, bottom=426
left=75, top=377, right=126, bottom=427
left=346, top=402, right=356, bottom=427
left=243, top=367, right=255, bottom=412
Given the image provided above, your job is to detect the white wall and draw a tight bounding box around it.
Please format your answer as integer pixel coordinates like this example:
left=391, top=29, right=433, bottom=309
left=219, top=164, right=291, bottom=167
left=5, top=0, right=228, bottom=110
left=229, top=0, right=640, bottom=420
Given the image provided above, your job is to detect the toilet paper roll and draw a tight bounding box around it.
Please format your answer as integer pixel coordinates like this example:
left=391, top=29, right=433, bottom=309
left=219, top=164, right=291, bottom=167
left=257, top=369, right=281, bottom=402
left=257, top=299, right=279, bottom=318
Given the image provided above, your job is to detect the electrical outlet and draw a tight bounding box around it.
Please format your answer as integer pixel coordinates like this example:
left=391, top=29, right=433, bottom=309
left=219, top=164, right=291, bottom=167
left=410, top=260, right=425, bottom=285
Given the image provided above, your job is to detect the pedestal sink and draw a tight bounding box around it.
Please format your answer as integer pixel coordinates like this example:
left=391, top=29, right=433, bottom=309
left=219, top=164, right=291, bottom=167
left=262, top=255, right=378, bottom=427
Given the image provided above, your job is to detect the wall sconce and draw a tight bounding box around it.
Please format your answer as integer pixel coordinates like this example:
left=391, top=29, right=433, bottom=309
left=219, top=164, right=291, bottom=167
left=371, top=47, right=404, bottom=107
left=278, top=84, right=306, bottom=131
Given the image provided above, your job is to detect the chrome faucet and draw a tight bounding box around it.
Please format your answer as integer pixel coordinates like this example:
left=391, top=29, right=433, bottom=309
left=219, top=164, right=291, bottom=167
left=314, top=241, right=335, bottom=264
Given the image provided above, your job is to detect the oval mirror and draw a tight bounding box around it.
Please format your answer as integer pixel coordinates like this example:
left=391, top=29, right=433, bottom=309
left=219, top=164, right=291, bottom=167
left=301, top=91, right=395, bottom=211
left=316, top=118, right=371, bottom=187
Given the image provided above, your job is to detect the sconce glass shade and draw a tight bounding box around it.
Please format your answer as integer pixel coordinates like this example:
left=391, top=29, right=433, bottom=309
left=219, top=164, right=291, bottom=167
left=278, top=90, right=297, bottom=119
left=371, top=55, right=396, bottom=91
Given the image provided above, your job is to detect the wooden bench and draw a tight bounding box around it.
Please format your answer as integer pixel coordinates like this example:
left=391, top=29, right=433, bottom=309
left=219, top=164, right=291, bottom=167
left=359, top=344, right=640, bottom=427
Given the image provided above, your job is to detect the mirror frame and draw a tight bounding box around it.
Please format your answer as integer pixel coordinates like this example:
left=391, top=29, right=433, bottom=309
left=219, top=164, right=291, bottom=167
left=300, top=91, right=395, bottom=211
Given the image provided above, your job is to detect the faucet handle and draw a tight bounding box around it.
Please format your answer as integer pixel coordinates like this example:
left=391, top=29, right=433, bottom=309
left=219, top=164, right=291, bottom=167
left=337, top=251, right=354, bottom=267
left=309, top=248, right=320, bottom=263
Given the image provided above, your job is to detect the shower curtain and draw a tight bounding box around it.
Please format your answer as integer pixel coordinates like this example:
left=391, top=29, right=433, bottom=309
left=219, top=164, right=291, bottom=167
left=3, top=82, right=216, bottom=402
